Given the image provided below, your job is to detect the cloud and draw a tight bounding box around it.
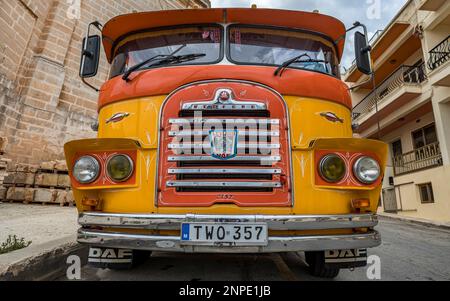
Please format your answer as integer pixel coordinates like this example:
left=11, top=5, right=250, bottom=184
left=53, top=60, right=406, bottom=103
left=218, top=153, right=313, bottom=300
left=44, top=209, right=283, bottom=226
left=211, top=0, right=408, bottom=70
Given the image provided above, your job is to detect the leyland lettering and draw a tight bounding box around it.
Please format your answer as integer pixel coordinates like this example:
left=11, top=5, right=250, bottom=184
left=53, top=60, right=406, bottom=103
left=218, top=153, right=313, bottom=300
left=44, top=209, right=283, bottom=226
left=66, top=8, right=387, bottom=278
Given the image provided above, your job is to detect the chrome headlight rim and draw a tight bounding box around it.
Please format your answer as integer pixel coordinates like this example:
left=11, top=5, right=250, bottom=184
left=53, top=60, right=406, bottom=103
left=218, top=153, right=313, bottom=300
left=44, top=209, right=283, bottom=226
left=319, top=154, right=347, bottom=183
left=106, top=154, right=134, bottom=183
left=353, top=156, right=381, bottom=184
left=73, top=156, right=100, bottom=184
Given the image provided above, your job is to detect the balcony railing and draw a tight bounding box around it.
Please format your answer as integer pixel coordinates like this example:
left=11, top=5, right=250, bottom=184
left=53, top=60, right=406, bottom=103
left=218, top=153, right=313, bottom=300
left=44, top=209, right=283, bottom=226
left=428, top=35, right=450, bottom=71
left=393, top=142, right=443, bottom=176
left=352, top=63, right=427, bottom=120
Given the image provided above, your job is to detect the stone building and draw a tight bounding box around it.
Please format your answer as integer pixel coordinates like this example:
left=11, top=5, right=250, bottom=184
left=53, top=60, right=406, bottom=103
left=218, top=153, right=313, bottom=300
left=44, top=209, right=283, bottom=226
left=0, top=0, right=210, bottom=165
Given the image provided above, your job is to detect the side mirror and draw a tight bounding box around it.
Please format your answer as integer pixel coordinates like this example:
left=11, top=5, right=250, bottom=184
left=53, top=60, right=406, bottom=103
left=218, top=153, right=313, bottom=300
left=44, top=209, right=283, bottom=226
left=354, top=31, right=372, bottom=75
left=80, top=35, right=101, bottom=78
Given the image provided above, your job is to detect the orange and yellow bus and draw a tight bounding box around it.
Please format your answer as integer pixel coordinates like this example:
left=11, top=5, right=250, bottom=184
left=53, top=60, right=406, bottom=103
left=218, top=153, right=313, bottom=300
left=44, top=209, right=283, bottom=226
left=65, top=8, right=387, bottom=278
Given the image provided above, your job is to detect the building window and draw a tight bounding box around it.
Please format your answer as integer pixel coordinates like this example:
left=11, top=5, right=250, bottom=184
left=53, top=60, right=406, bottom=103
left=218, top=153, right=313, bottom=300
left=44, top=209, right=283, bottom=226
left=391, top=139, right=403, bottom=158
left=412, top=123, right=437, bottom=150
left=418, top=183, right=435, bottom=204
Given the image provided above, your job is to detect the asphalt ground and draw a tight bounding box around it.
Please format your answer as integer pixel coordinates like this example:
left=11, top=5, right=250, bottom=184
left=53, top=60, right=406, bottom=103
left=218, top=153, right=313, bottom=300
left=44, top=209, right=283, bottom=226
left=68, top=218, right=450, bottom=281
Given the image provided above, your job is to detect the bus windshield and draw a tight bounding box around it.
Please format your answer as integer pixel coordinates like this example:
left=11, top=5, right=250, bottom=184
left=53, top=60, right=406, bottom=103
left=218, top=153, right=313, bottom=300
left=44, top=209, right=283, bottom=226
left=110, top=26, right=223, bottom=78
left=228, top=26, right=339, bottom=77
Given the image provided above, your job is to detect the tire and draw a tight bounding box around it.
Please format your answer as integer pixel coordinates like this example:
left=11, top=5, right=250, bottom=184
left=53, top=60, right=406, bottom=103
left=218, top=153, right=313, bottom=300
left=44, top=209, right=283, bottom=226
left=305, top=251, right=340, bottom=279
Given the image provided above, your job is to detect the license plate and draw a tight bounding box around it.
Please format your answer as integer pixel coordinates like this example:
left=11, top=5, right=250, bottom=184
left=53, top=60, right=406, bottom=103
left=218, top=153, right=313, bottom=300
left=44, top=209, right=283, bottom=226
left=181, top=223, right=268, bottom=246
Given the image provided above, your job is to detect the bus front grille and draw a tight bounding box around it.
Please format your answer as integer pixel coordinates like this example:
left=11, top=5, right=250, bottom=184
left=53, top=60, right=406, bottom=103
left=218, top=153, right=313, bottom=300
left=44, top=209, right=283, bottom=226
left=157, top=82, right=292, bottom=207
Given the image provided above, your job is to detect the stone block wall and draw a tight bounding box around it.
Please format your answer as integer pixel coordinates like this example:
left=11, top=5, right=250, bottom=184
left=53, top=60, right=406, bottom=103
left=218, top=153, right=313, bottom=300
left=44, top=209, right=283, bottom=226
left=0, top=0, right=209, bottom=165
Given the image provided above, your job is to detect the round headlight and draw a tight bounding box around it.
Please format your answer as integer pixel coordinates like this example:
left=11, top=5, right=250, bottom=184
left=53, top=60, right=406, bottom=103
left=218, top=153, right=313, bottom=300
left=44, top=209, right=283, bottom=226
left=107, top=154, right=134, bottom=182
left=73, top=156, right=100, bottom=184
left=353, top=156, right=381, bottom=184
left=319, top=154, right=347, bottom=183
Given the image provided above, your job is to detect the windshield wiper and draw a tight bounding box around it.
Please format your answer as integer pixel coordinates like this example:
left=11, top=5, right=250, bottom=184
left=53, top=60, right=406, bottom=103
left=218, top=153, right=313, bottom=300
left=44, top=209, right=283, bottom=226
left=149, top=53, right=206, bottom=69
left=122, top=44, right=205, bottom=81
left=274, top=53, right=330, bottom=77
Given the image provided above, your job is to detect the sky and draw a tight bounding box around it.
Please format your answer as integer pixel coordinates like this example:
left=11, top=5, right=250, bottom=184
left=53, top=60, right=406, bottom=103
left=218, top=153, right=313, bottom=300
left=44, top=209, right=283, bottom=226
left=211, top=0, right=408, bottom=70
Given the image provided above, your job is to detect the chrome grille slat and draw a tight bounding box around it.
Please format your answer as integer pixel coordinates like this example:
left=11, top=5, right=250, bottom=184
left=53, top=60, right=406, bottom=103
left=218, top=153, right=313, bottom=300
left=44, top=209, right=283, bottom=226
left=168, top=156, right=281, bottom=162
left=169, top=168, right=282, bottom=175
left=164, top=103, right=286, bottom=193
left=169, top=118, right=280, bottom=125
left=168, top=143, right=281, bottom=150
left=166, top=181, right=282, bottom=188
left=168, top=130, right=280, bottom=137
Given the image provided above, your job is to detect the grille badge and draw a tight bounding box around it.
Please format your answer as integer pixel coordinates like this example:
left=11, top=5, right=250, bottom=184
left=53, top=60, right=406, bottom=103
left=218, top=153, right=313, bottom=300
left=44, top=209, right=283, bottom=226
left=320, top=112, right=344, bottom=123
left=210, top=129, right=238, bottom=160
left=106, top=112, right=130, bottom=124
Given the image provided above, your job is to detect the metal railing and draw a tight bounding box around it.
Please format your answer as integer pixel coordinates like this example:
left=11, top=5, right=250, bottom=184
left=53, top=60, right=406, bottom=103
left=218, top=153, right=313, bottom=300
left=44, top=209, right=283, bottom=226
left=369, top=30, right=384, bottom=45
left=352, top=63, right=427, bottom=120
left=427, top=35, right=450, bottom=71
left=393, top=142, right=443, bottom=176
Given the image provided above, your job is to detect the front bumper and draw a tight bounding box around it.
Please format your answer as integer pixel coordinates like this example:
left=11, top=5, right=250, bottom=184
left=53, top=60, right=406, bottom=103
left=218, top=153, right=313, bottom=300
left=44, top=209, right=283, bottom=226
left=78, top=213, right=381, bottom=253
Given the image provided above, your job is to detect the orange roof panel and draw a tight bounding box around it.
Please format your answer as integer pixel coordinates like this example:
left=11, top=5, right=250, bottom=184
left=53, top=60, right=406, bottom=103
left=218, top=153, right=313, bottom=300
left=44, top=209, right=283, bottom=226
left=101, top=8, right=346, bottom=63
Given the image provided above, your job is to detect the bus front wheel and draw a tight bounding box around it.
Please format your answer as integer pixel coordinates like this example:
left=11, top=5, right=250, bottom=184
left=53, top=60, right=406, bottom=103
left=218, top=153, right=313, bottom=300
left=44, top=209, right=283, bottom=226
left=305, top=251, right=341, bottom=279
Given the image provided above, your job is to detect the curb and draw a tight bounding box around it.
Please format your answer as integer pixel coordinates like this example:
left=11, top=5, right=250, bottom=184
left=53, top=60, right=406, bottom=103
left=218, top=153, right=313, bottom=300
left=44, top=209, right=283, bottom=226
left=378, top=213, right=450, bottom=231
left=0, top=235, right=88, bottom=281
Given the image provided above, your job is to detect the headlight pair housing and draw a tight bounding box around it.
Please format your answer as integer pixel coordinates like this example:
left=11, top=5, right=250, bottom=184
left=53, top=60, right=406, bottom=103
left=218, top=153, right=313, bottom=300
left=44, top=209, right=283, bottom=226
left=319, top=154, right=381, bottom=185
left=73, top=154, right=133, bottom=184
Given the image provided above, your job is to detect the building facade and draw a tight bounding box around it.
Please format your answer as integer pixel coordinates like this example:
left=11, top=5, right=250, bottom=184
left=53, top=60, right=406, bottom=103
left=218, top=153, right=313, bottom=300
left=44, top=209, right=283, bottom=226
left=0, top=0, right=209, bottom=165
left=346, top=0, right=450, bottom=222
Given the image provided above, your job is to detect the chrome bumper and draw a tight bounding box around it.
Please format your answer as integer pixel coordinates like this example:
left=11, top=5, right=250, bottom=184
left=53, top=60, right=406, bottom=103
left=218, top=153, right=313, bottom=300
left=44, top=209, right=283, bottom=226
left=77, top=213, right=381, bottom=253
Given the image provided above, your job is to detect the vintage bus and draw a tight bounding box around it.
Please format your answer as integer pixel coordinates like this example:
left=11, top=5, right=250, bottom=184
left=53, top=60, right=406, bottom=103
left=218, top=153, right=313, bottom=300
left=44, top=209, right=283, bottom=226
left=65, top=8, right=387, bottom=278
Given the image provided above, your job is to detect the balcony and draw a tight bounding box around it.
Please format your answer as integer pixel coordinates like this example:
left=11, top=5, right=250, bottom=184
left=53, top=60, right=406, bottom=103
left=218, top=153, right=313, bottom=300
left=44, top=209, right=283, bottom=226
left=393, top=142, right=443, bottom=176
left=427, top=35, right=450, bottom=86
left=419, top=0, right=447, bottom=11
left=352, top=63, right=427, bottom=132
left=345, top=23, right=411, bottom=83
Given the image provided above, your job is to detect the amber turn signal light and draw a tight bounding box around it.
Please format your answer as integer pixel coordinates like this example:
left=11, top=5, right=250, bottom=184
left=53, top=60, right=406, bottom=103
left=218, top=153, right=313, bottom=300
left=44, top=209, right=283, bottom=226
left=82, top=197, right=100, bottom=207
left=352, top=199, right=370, bottom=210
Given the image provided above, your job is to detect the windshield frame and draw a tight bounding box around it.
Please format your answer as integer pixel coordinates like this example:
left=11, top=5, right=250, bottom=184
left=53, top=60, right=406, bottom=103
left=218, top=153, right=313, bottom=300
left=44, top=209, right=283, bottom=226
left=226, top=24, right=341, bottom=78
left=109, top=23, right=225, bottom=79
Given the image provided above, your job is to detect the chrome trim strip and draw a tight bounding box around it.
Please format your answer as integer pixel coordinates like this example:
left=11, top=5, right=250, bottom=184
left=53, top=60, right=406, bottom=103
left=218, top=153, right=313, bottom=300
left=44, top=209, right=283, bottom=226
left=79, top=213, right=378, bottom=231
left=168, top=143, right=281, bottom=150
left=168, top=130, right=280, bottom=137
left=77, top=229, right=381, bottom=253
left=166, top=181, right=282, bottom=188
left=168, top=168, right=282, bottom=174
left=169, top=118, right=280, bottom=125
left=181, top=89, right=268, bottom=111
left=167, top=155, right=281, bottom=162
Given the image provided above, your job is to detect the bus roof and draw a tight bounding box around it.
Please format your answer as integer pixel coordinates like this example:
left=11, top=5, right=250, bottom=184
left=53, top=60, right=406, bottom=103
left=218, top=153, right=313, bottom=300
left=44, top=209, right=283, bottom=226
left=101, top=8, right=346, bottom=63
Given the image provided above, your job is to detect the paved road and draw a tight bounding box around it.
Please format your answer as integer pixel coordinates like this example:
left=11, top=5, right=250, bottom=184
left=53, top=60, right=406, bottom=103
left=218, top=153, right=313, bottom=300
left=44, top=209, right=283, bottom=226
left=0, top=203, right=78, bottom=245
left=69, top=218, right=450, bottom=281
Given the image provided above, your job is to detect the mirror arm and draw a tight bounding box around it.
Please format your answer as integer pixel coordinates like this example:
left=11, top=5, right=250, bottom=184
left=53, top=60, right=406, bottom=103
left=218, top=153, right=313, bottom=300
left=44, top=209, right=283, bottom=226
left=82, top=77, right=100, bottom=92
left=335, top=22, right=371, bottom=45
